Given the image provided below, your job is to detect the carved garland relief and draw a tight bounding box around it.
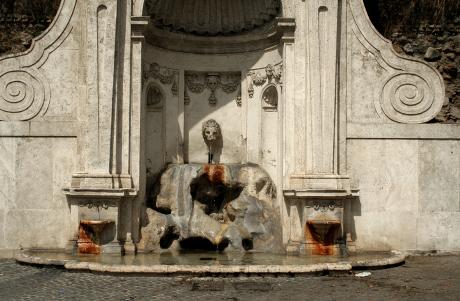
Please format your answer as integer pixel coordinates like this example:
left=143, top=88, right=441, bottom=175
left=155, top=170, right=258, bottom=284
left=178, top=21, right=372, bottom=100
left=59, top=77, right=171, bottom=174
left=247, top=63, right=282, bottom=111
left=247, top=63, right=282, bottom=99
left=143, top=63, right=179, bottom=96
left=185, top=72, right=240, bottom=106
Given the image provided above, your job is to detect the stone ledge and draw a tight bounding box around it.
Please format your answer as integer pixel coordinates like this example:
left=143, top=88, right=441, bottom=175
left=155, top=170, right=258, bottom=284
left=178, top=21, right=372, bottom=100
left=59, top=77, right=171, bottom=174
left=15, top=251, right=406, bottom=275
left=0, top=121, right=78, bottom=137
left=348, top=123, right=460, bottom=140
left=0, top=249, right=18, bottom=259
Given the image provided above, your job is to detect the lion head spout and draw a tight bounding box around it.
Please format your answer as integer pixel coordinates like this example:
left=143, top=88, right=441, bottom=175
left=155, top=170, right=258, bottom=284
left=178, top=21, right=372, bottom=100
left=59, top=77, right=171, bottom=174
left=202, top=119, right=221, bottom=148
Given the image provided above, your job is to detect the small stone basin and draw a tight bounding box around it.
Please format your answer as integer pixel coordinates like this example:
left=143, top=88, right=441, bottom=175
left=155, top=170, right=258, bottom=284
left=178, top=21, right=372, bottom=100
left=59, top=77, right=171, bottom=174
left=80, top=220, right=113, bottom=232
left=78, top=220, right=114, bottom=254
left=305, top=220, right=342, bottom=256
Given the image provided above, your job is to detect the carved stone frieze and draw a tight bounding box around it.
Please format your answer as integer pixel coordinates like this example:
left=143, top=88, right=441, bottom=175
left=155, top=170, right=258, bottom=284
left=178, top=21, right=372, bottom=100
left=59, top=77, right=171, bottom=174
left=143, top=63, right=179, bottom=96
left=185, top=72, right=240, bottom=105
left=247, top=63, right=282, bottom=99
left=78, top=200, right=111, bottom=210
left=305, top=200, right=344, bottom=212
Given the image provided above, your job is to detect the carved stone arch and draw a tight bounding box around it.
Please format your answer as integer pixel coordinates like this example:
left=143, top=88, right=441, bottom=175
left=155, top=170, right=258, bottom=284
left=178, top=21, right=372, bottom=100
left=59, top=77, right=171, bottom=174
left=261, top=84, right=279, bottom=112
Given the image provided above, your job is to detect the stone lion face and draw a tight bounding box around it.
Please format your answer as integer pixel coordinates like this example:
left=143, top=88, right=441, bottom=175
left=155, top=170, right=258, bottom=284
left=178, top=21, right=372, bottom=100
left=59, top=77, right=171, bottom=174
left=202, top=119, right=221, bottom=145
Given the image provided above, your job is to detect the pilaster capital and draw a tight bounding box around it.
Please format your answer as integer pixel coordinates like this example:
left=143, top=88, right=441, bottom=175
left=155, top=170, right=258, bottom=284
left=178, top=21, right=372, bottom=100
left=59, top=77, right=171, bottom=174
left=276, top=17, right=296, bottom=43
left=131, top=16, right=150, bottom=41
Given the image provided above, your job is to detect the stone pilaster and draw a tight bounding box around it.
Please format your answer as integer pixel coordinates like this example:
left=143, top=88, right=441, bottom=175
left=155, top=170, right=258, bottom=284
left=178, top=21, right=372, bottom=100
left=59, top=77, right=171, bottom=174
left=284, top=0, right=355, bottom=254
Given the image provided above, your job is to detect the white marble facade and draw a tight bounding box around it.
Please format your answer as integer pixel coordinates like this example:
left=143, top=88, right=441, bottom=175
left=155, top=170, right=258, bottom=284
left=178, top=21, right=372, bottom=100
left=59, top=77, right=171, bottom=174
left=0, top=0, right=458, bottom=255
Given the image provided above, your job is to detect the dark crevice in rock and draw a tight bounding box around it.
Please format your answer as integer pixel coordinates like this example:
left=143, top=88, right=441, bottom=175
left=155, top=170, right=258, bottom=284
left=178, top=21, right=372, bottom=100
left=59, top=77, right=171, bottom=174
left=179, top=237, right=222, bottom=251
left=159, top=226, right=180, bottom=249
left=242, top=238, right=254, bottom=251
left=190, top=171, right=243, bottom=216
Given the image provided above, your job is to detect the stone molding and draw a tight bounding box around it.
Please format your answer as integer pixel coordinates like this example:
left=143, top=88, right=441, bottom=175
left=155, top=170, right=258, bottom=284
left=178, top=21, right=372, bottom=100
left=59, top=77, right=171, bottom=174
left=348, top=0, right=444, bottom=124
left=0, top=121, right=77, bottom=137
left=347, top=123, right=460, bottom=140
left=0, top=0, right=76, bottom=121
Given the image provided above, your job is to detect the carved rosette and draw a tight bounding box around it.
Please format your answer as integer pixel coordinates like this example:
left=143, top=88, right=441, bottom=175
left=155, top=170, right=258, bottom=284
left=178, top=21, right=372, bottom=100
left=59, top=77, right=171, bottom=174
left=185, top=72, right=240, bottom=105
left=0, top=69, right=50, bottom=121
left=379, top=72, right=442, bottom=123
left=143, top=63, right=179, bottom=96
left=247, top=63, right=282, bottom=98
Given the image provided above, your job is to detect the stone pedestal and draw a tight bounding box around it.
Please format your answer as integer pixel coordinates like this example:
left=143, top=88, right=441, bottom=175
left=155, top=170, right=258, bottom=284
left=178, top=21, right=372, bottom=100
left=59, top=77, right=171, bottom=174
left=64, top=188, right=136, bottom=254
left=285, top=194, right=356, bottom=256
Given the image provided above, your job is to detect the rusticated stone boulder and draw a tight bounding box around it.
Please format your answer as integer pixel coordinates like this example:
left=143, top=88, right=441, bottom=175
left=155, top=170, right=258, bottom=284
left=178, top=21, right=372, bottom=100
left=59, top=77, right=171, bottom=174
left=138, top=164, right=283, bottom=253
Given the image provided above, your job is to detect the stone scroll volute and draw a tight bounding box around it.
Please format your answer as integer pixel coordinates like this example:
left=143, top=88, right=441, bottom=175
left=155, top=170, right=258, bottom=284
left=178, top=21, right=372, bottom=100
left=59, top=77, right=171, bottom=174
left=349, top=0, right=444, bottom=124
left=0, top=0, right=76, bottom=121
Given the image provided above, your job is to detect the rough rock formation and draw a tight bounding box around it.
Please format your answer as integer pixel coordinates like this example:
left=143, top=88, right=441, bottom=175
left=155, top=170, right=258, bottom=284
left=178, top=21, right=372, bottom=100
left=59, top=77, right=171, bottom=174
left=138, top=164, right=283, bottom=253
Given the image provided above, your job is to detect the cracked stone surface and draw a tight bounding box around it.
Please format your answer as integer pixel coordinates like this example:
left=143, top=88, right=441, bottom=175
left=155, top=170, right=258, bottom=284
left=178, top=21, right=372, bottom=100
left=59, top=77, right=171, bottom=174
left=1, top=256, right=460, bottom=300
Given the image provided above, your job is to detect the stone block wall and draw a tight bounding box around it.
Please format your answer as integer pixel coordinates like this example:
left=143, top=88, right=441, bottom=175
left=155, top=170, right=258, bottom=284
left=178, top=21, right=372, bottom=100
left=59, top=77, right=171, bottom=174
left=347, top=129, right=460, bottom=252
left=0, top=138, right=76, bottom=250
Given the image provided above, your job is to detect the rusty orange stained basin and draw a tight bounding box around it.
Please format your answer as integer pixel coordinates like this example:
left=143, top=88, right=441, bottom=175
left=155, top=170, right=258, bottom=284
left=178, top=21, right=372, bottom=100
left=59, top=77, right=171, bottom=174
left=78, top=220, right=114, bottom=255
left=305, top=220, right=341, bottom=256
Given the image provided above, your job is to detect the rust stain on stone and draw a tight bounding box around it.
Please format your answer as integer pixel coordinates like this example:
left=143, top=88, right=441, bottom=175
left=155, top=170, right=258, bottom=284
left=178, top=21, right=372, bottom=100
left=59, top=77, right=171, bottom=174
left=204, top=164, right=225, bottom=183
left=305, top=221, right=341, bottom=256
left=77, top=223, right=101, bottom=255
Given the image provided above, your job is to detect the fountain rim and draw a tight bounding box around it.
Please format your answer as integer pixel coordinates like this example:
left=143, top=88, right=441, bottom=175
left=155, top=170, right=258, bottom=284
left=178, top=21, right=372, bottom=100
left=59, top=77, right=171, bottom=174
left=15, top=250, right=406, bottom=275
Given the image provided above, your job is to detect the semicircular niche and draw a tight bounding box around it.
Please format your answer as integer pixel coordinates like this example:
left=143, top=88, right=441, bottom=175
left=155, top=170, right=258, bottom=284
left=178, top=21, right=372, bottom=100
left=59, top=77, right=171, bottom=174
left=262, top=85, right=278, bottom=111
left=143, top=0, right=283, bottom=53
left=145, top=0, right=281, bottom=36
left=146, top=84, right=164, bottom=108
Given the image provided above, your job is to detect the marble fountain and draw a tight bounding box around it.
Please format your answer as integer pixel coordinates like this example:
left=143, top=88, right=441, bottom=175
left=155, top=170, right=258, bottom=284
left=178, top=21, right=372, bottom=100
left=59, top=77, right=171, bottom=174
left=4, top=0, right=457, bottom=274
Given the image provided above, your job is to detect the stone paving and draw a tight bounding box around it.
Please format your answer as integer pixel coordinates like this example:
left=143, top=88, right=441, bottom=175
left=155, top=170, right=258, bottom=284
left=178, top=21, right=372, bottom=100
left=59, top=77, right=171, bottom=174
left=0, top=256, right=459, bottom=301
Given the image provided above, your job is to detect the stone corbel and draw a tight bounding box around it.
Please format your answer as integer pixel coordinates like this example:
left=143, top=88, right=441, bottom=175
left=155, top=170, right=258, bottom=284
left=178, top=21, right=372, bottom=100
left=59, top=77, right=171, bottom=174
left=276, top=17, right=296, bottom=44
left=131, top=16, right=150, bottom=41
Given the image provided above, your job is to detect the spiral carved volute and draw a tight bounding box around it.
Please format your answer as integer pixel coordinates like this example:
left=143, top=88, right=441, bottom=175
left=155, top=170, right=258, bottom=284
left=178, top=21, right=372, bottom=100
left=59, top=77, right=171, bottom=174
left=0, top=69, right=50, bottom=121
left=379, top=72, right=442, bottom=124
